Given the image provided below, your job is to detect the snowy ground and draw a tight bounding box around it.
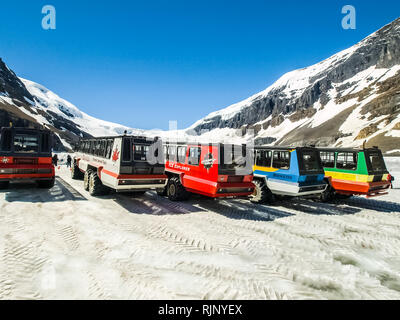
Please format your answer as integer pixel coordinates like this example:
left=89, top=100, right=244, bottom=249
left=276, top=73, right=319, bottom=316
left=0, top=159, right=399, bottom=300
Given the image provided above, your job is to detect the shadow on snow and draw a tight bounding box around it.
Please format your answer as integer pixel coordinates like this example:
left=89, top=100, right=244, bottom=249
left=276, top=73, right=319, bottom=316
left=113, top=191, right=205, bottom=216
left=1, top=177, right=86, bottom=203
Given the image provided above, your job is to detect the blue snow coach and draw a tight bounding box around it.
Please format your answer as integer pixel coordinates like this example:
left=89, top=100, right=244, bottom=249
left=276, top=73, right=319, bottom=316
left=250, top=146, right=327, bottom=203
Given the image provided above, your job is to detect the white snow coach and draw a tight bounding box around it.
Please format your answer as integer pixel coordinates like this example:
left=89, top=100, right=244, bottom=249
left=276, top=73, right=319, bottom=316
left=72, top=135, right=167, bottom=196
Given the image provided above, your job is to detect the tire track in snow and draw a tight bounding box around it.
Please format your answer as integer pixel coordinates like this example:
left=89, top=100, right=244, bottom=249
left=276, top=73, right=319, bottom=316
left=173, top=261, right=299, bottom=300
left=145, top=224, right=220, bottom=254
left=2, top=238, right=47, bottom=299
left=57, top=225, right=80, bottom=251
left=87, top=272, right=112, bottom=299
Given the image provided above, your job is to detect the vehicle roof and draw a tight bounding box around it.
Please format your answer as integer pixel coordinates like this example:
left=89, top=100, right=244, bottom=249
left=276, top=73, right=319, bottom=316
left=254, top=145, right=314, bottom=150
left=317, top=147, right=382, bottom=153
left=163, top=141, right=247, bottom=147
left=79, top=135, right=159, bottom=141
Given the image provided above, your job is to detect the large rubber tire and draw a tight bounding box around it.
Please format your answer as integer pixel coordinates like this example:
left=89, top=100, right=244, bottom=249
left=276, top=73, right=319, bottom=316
left=250, top=179, right=275, bottom=204
left=167, top=176, right=189, bottom=201
left=88, top=171, right=109, bottom=196
left=71, top=162, right=84, bottom=180
left=0, top=181, right=9, bottom=190
left=83, top=170, right=92, bottom=191
left=37, top=178, right=55, bottom=189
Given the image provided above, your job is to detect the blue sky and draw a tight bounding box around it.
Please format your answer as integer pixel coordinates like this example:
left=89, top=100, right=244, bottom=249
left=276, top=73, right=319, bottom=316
left=1, top=1, right=399, bottom=130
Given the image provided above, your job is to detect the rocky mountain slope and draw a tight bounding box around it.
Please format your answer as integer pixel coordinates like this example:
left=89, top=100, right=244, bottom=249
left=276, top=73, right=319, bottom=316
left=189, top=18, right=400, bottom=154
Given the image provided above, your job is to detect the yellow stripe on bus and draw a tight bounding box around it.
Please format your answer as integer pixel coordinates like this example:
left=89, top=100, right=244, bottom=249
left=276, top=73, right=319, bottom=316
left=325, top=171, right=388, bottom=183
left=253, top=165, right=279, bottom=173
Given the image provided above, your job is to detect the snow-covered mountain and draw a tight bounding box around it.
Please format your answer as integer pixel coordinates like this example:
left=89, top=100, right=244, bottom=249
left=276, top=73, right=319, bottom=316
left=189, top=17, right=400, bottom=154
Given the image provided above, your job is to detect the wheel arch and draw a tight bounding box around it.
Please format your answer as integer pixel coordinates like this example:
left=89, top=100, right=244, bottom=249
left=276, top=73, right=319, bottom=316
left=253, top=174, right=268, bottom=185
left=166, top=171, right=185, bottom=184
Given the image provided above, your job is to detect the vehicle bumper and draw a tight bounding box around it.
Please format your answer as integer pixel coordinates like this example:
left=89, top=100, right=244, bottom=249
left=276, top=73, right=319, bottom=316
left=114, top=182, right=168, bottom=192
left=114, top=177, right=167, bottom=192
left=267, top=179, right=327, bottom=196
left=186, top=182, right=255, bottom=198
left=101, top=170, right=168, bottom=191
left=331, top=179, right=391, bottom=197
left=0, top=165, right=55, bottom=181
left=215, top=182, right=254, bottom=197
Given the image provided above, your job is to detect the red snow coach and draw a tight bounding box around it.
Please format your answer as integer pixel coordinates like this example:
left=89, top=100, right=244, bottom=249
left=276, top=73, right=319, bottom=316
left=158, top=142, right=255, bottom=201
left=72, top=135, right=167, bottom=196
left=0, top=127, right=55, bottom=189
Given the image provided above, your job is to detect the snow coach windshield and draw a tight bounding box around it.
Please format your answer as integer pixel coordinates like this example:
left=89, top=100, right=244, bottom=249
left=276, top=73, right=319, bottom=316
left=133, top=144, right=150, bottom=161
left=14, top=133, right=39, bottom=153
left=366, top=151, right=387, bottom=174
left=219, top=144, right=251, bottom=175
left=298, top=149, right=323, bottom=174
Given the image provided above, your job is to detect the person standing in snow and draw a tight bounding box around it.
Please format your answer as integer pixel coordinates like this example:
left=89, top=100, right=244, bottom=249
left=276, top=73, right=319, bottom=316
left=66, top=155, right=72, bottom=168
left=52, top=154, right=58, bottom=166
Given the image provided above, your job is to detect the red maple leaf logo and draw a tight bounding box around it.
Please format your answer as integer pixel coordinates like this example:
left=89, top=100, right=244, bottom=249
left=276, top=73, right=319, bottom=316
left=112, top=149, right=120, bottom=162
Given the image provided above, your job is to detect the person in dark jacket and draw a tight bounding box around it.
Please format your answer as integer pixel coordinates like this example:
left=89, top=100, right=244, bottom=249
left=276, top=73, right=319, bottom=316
left=66, top=155, right=72, bottom=168
left=52, top=154, right=58, bottom=166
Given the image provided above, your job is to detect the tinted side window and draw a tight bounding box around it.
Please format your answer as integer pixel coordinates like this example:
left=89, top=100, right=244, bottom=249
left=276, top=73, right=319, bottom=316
left=168, top=146, right=177, bottom=162
left=0, top=130, right=12, bottom=151
left=177, top=146, right=187, bottom=164
left=99, top=140, right=104, bottom=157
left=122, top=138, right=131, bottom=162
left=320, top=151, right=335, bottom=168
left=88, top=141, right=94, bottom=154
left=368, top=152, right=386, bottom=172
left=105, top=140, right=113, bottom=159
left=133, top=144, right=149, bottom=161
left=336, top=152, right=357, bottom=170
left=163, top=146, right=168, bottom=161
left=256, top=150, right=272, bottom=167
left=272, top=151, right=290, bottom=170
left=94, top=141, right=101, bottom=156
left=40, top=133, right=50, bottom=153
left=188, top=147, right=201, bottom=166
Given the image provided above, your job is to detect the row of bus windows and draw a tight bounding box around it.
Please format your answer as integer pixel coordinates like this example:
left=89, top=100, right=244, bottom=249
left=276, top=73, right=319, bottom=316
left=164, top=146, right=202, bottom=166
left=164, top=145, right=248, bottom=169
left=77, top=139, right=114, bottom=159
left=77, top=138, right=154, bottom=162
left=255, top=150, right=291, bottom=170
left=320, top=151, right=358, bottom=170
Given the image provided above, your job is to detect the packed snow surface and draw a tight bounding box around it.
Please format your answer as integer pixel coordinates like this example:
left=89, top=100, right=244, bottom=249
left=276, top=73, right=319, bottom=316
left=0, top=159, right=399, bottom=300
